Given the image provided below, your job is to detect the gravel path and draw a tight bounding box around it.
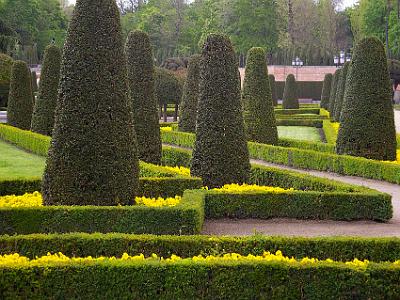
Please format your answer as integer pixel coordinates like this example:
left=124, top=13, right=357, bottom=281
left=203, top=160, right=400, bottom=237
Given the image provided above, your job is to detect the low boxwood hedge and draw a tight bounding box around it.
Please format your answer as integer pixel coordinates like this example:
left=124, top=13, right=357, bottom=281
left=0, top=190, right=204, bottom=235
left=2, top=233, right=400, bottom=262
left=1, top=257, right=400, bottom=299
left=274, top=108, right=320, bottom=115
left=276, top=119, right=323, bottom=127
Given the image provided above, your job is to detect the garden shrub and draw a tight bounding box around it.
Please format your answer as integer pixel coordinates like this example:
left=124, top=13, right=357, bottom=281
left=274, top=108, right=320, bottom=115
left=336, top=37, right=397, bottom=161
left=154, top=67, right=183, bottom=105
left=30, top=45, right=62, bottom=136
left=269, top=74, right=278, bottom=106
left=31, top=71, right=38, bottom=93
left=242, top=47, right=278, bottom=144
left=276, top=81, right=323, bottom=100
left=179, top=54, right=201, bottom=132
left=191, top=34, right=250, bottom=188
left=42, top=0, right=140, bottom=206
left=328, top=69, right=340, bottom=114
left=332, top=62, right=350, bottom=122
left=320, top=73, right=332, bottom=109
left=126, top=30, right=162, bottom=164
left=0, top=53, right=13, bottom=107
left=282, top=74, right=299, bottom=109
left=7, top=60, right=34, bottom=130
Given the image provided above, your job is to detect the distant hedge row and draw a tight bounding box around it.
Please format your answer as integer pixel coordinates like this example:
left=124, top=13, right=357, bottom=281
left=276, top=81, right=323, bottom=100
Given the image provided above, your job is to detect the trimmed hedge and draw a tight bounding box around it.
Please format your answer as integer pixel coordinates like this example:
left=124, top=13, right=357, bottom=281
left=268, top=74, right=278, bottom=105
left=0, top=53, right=13, bottom=107
left=154, top=67, right=183, bottom=105
left=274, top=108, right=320, bottom=115
left=282, top=74, right=299, bottom=109
left=4, top=233, right=400, bottom=262
left=328, top=69, right=340, bottom=114
left=242, top=47, right=278, bottom=144
left=320, top=73, right=332, bottom=109
left=0, top=190, right=204, bottom=235
left=323, top=120, right=337, bottom=144
left=126, top=30, right=162, bottom=164
left=30, top=44, right=62, bottom=136
left=276, top=81, right=323, bottom=100
left=332, top=62, right=350, bottom=122
left=1, top=256, right=400, bottom=299
left=276, top=119, right=323, bottom=127
left=7, top=60, right=34, bottom=130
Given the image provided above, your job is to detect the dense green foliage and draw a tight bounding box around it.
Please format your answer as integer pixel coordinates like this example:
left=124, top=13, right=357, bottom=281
left=337, top=37, right=397, bottom=161
left=42, top=0, right=140, bottom=206
left=268, top=74, right=278, bottom=106
left=276, top=81, right=323, bottom=100
left=320, top=73, right=332, bottom=109
left=7, top=60, right=34, bottom=130
left=0, top=53, right=12, bottom=107
left=191, top=34, right=250, bottom=188
left=30, top=45, right=61, bottom=136
left=154, top=67, right=183, bottom=105
left=242, top=47, right=278, bottom=144
left=126, top=30, right=161, bottom=164
left=179, top=54, right=201, bottom=133
left=332, top=62, right=350, bottom=122
left=328, top=69, right=340, bottom=113
left=282, top=74, right=299, bottom=109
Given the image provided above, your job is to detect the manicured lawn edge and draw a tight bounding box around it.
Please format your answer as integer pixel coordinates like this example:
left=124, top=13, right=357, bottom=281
left=0, top=190, right=204, bottom=235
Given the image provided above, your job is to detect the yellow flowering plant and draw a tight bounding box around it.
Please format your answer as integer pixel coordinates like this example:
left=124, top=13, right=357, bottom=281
left=161, top=166, right=191, bottom=176
left=160, top=126, right=173, bottom=132
left=208, top=183, right=294, bottom=194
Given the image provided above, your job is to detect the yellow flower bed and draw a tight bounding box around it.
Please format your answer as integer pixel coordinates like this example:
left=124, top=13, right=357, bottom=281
left=0, top=250, right=375, bottom=269
left=0, top=193, right=181, bottom=208
left=331, top=122, right=340, bottom=135
left=160, top=126, right=173, bottom=132
left=209, top=184, right=294, bottom=193
left=161, top=166, right=191, bottom=176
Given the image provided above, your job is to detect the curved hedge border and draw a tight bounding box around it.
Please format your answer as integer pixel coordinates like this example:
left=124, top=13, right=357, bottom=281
left=1, top=257, right=400, bottom=299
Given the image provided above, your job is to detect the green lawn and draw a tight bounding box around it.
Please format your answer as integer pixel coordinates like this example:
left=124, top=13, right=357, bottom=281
left=278, top=126, right=321, bottom=142
left=0, top=140, right=45, bottom=179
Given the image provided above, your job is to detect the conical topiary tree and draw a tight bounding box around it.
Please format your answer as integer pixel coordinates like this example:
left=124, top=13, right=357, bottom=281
left=179, top=54, right=201, bottom=132
left=191, top=34, right=250, bottom=188
left=332, top=62, right=350, bottom=122
left=125, top=30, right=161, bottom=164
left=282, top=74, right=299, bottom=109
left=31, top=44, right=62, bottom=136
left=31, top=71, right=38, bottom=93
left=242, top=47, right=278, bottom=144
left=336, top=37, right=396, bottom=161
left=0, top=53, right=13, bottom=107
left=7, top=60, right=34, bottom=130
left=42, top=0, right=139, bottom=206
left=320, top=73, right=332, bottom=109
left=268, top=74, right=278, bottom=106
left=328, top=69, right=341, bottom=114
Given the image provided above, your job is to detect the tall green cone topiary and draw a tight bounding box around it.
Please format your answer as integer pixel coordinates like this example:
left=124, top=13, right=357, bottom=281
left=328, top=69, right=341, bottom=114
left=0, top=53, right=13, bottom=107
left=242, top=47, right=278, bottom=144
left=126, top=30, right=161, bottom=164
left=320, top=73, right=332, bottom=109
left=191, top=34, right=250, bottom=188
left=332, top=62, right=350, bottom=122
left=7, top=60, right=34, bottom=130
left=31, top=45, right=62, bottom=136
left=282, top=74, right=299, bottom=109
left=179, top=54, right=201, bottom=132
left=336, top=37, right=396, bottom=161
left=42, top=0, right=139, bottom=206
left=268, top=74, right=278, bottom=106
left=31, top=71, right=38, bottom=93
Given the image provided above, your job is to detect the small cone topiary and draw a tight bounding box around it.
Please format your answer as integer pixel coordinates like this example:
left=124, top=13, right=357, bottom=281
left=268, top=74, right=278, bottom=106
left=242, top=47, right=278, bottom=144
left=332, top=62, right=350, bottom=122
left=7, top=60, right=34, bottom=130
left=336, top=37, right=396, bottom=161
left=320, top=73, right=332, bottom=109
left=126, top=30, right=162, bottom=164
left=282, top=74, right=299, bottom=109
left=31, top=44, right=62, bottom=136
left=179, top=54, right=201, bottom=132
left=31, top=71, right=38, bottom=93
left=191, top=34, right=250, bottom=188
left=328, top=69, right=341, bottom=114
left=42, top=0, right=139, bottom=206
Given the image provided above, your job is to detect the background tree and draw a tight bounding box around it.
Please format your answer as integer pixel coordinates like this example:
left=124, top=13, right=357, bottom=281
left=282, top=74, right=299, bottom=109
left=7, top=60, right=34, bottom=130
left=31, top=44, right=61, bottom=136
left=320, top=73, right=333, bottom=109
left=336, top=37, right=396, bottom=160
left=242, top=47, right=278, bottom=144
left=126, top=30, right=162, bottom=164
left=42, top=0, right=139, bottom=206
left=191, top=34, right=250, bottom=188
left=179, top=54, right=201, bottom=132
